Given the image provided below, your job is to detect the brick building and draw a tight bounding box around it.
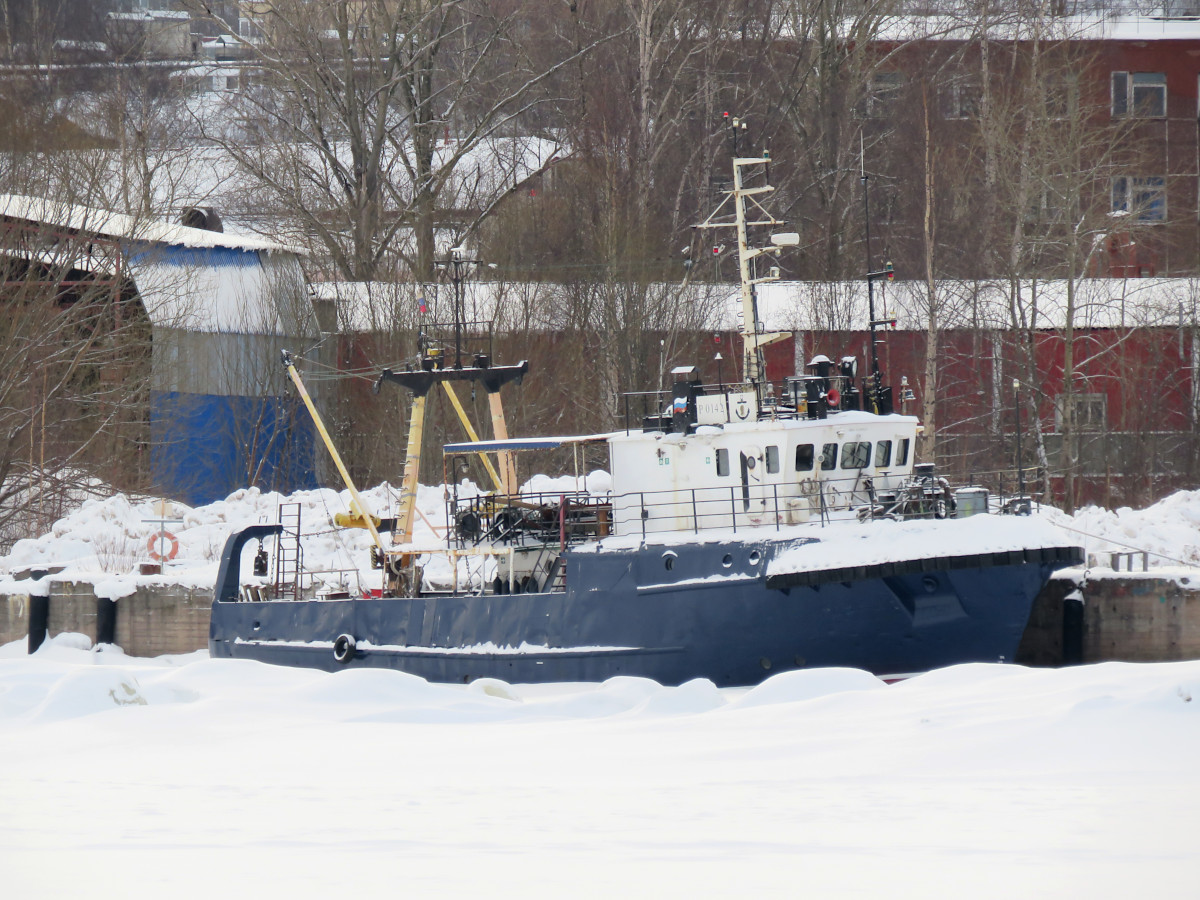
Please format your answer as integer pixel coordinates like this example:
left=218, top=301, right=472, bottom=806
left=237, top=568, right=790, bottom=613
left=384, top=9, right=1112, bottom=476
left=859, top=15, right=1200, bottom=279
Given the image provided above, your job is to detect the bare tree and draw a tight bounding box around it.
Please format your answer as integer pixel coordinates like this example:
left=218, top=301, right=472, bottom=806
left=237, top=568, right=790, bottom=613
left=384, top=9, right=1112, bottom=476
left=188, top=0, right=600, bottom=282
left=0, top=201, right=153, bottom=546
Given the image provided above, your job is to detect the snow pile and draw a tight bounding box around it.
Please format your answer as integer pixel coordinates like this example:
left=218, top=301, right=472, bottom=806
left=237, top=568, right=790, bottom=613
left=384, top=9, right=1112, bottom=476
left=1, top=634, right=1198, bottom=897
left=1037, top=490, right=1200, bottom=569
left=0, top=472, right=615, bottom=596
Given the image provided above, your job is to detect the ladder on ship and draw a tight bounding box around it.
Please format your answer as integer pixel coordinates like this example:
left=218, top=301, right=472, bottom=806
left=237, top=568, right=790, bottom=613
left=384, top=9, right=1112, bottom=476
left=274, top=502, right=303, bottom=601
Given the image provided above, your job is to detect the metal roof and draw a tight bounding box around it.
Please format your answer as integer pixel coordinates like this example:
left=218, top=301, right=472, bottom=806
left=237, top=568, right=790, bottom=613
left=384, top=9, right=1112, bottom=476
left=0, top=194, right=303, bottom=255
left=444, top=435, right=612, bottom=454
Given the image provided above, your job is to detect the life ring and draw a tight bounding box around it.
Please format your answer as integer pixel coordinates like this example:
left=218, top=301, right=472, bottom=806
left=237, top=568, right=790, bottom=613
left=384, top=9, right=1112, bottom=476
left=824, top=485, right=844, bottom=510
left=147, top=531, right=179, bottom=562
left=333, top=633, right=356, bottom=664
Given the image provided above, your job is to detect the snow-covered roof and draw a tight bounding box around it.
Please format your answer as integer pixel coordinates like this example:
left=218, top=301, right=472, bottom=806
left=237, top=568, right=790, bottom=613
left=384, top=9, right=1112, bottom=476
left=0, top=194, right=302, bottom=255
left=107, top=10, right=191, bottom=21
left=53, top=40, right=108, bottom=52
left=310, top=276, right=1200, bottom=335
left=874, top=13, right=1200, bottom=43
left=738, top=278, right=1200, bottom=333
left=310, top=279, right=728, bottom=334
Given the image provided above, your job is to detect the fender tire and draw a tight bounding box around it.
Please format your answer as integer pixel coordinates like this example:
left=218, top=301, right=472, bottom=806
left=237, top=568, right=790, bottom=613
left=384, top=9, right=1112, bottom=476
left=333, top=633, right=356, bottom=664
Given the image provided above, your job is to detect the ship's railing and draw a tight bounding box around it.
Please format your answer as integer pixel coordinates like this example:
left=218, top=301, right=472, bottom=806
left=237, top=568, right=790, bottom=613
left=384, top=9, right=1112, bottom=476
left=611, top=470, right=951, bottom=539
left=949, top=466, right=1048, bottom=515
left=622, top=380, right=809, bottom=433
left=443, top=469, right=1004, bottom=549
left=447, top=489, right=612, bottom=549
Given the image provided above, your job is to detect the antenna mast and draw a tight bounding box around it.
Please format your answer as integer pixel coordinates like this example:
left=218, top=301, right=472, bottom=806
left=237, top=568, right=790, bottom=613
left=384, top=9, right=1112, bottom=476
left=695, top=113, right=795, bottom=410
left=860, top=135, right=895, bottom=415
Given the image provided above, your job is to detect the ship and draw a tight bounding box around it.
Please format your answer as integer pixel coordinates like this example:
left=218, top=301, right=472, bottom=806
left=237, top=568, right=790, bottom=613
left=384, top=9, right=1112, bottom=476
left=209, top=122, right=1083, bottom=686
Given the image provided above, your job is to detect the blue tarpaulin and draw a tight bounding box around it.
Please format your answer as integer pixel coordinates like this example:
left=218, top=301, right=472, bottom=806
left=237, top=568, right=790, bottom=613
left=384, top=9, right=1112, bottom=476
left=150, top=391, right=318, bottom=506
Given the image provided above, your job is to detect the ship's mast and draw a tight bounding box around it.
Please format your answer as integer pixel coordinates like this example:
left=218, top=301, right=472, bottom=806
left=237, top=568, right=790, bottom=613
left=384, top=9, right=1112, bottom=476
left=860, top=141, right=897, bottom=415
left=695, top=114, right=795, bottom=409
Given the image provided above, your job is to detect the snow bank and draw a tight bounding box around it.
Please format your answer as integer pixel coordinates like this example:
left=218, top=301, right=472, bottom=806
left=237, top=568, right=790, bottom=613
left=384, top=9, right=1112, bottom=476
left=1, top=643, right=1198, bottom=898
left=1038, top=490, right=1200, bottom=568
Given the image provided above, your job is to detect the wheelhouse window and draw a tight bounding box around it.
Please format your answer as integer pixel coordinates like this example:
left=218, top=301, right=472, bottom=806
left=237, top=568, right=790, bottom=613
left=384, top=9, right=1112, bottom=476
left=875, top=440, right=893, bottom=468
left=1111, top=72, right=1166, bottom=118
left=897, top=438, right=911, bottom=466
left=766, top=445, right=780, bottom=474
left=795, top=443, right=814, bottom=472
left=820, top=443, right=838, bottom=471
left=840, top=441, right=871, bottom=469
left=716, top=448, right=729, bottom=476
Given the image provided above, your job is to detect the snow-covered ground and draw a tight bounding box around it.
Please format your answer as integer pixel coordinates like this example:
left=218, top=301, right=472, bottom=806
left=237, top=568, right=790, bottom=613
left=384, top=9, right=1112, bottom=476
left=2, top=635, right=1198, bottom=898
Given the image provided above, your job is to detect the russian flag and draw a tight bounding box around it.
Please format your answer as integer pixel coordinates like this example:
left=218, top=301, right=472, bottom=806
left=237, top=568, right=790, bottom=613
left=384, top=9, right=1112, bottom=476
left=417, top=294, right=427, bottom=314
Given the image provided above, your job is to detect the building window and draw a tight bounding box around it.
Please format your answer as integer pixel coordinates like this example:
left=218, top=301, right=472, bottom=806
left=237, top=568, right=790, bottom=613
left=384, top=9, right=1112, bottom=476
left=941, top=78, right=978, bottom=119
left=716, top=448, right=729, bottom=477
left=820, top=443, right=838, bottom=471
left=1026, top=184, right=1068, bottom=225
left=841, top=442, right=871, bottom=469
left=1055, top=393, right=1107, bottom=432
left=1112, top=72, right=1166, bottom=118
left=1111, top=176, right=1166, bottom=223
left=1047, top=73, right=1079, bottom=119
left=795, top=444, right=814, bottom=472
left=863, top=72, right=903, bottom=118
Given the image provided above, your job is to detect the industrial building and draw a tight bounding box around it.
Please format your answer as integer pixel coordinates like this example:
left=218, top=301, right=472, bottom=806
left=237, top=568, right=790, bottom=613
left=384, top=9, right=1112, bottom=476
left=0, top=195, right=321, bottom=505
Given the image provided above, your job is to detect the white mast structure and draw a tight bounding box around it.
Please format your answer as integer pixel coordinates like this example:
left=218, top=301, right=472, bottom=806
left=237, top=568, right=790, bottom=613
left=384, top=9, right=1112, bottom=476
left=695, top=115, right=798, bottom=410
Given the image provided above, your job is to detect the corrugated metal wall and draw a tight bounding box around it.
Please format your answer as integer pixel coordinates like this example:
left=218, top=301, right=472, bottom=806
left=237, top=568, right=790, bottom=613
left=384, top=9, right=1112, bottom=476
left=133, top=245, right=322, bottom=505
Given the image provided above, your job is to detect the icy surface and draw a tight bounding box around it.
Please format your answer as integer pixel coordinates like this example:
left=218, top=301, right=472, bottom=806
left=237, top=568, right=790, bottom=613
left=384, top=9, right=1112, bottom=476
left=0, top=633, right=1198, bottom=897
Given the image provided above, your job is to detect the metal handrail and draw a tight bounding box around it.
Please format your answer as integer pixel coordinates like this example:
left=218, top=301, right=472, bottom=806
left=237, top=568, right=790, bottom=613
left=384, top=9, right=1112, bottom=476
left=445, top=468, right=983, bottom=549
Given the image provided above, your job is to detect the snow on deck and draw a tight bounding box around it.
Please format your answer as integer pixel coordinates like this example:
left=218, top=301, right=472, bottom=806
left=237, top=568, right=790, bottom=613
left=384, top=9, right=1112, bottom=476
left=768, top=514, right=1079, bottom=577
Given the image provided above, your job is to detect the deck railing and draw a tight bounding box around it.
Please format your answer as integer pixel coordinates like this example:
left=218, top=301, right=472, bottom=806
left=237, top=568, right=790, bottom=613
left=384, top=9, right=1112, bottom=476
left=444, top=468, right=1036, bottom=548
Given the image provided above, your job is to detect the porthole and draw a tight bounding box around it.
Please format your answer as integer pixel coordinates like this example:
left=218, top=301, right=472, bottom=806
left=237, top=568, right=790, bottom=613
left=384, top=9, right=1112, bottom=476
left=748, top=550, right=761, bottom=565
left=722, top=553, right=733, bottom=568
left=922, top=575, right=939, bottom=593
left=663, top=551, right=677, bottom=571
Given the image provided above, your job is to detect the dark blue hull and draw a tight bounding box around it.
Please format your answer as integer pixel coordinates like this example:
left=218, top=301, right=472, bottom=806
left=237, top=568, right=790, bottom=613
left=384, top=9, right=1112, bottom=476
left=209, top=537, right=1081, bottom=686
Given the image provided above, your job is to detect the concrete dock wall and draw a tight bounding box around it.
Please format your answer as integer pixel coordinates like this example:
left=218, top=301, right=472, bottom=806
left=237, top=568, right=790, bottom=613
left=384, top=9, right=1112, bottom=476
left=1, top=581, right=210, bottom=657
left=1079, top=575, right=1200, bottom=662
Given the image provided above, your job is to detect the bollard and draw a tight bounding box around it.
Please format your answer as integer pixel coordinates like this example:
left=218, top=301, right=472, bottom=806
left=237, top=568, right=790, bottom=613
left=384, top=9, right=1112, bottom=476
left=27, top=595, right=49, bottom=654
left=96, top=598, right=117, bottom=646
left=1062, top=590, right=1084, bottom=665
